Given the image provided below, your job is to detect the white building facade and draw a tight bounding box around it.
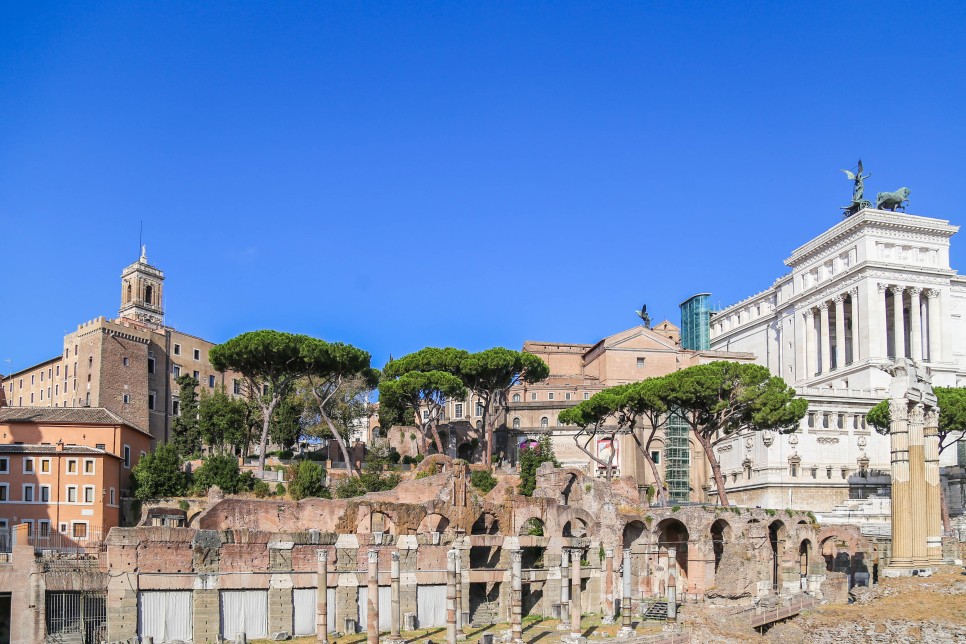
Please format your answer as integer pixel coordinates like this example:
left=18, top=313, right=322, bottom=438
left=708, top=209, right=966, bottom=510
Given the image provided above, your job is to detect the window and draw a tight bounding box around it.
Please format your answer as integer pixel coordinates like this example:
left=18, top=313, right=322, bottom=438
left=173, top=343, right=181, bottom=356
left=83, top=486, right=95, bottom=504
left=584, top=392, right=590, bottom=400
left=422, top=410, right=429, bottom=420
left=789, top=463, right=799, bottom=478
left=193, top=370, right=200, bottom=380
left=172, top=398, right=181, bottom=416
left=148, top=391, right=156, bottom=411
left=123, top=357, right=129, bottom=367
left=39, top=520, right=50, bottom=538
left=123, top=393, right=130, bottom=404
left=21, top=521, right=32, bottom=537
left=123, top=445, right=131, bottom=468
left=0, top=484, right=7, bottom=501
left=23, top=457, right=34, bottom=474
left=637, top=357, right=645, bottom=368
left=23, top=485, right=34, bottom=502
left=109, top=488, right=115, bottom=505
left=0, top=457, right=9, bottom=473
left=540, top=416, right=549, bottom=428
left=66, top=459, right=78, bottom=474
left=56, top=365, right=60, bottom=376
left=173, top=365, right=181, bottom=377
left=548, top=393, right=554, bottom=401
left=565, top=392, right=571, bottom=401
left=208, top=375, right=216, bottom=388
left=475, top=403, right=484, bottom=416
left=40, top=458, right=50, bottom=474
left=650, top=450, right=661, bottom=464
left=810, top=467, right=817, bottom=479
left=853, top=415, right=860, bottom=430
left=147, top=357, right=155, bottom=374
left=88, top=356, right=93, bottom=368
left=531, top=393, right=537, bottom=401
left=66, top=486, right=77, bottom=503
left=193, top=348, right=201, bottom=360
left=72, top=522, right=88, bottom=538
left=512, top=417, right=521, bottom=429
left=83, top=459, right=95, bottom=475
left=822, top=413, right=830, bottom=429
left=512, top=393, right=521, bottom=403
left=454, top=403, right=463, bottom=418
left=233, top=379, right=241, bottom=395
left=40, top=485, right=50, bottom=502
left=262, top=384, right=269, bottom=396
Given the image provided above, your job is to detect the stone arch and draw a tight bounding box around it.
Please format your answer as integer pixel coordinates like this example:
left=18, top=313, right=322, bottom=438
left=472, top=512, right=500, bottom=535
left=418, top=512, right=450, bottom=534
left=562, top=517, right=587, bottom=538
left=799, top=538, right=813, bottom=578
left=710, top=518, right=731, bottom=574
left=519, top=517, right=545, bottom=537
left=768, top=520, right=787, bottom=592
left=458, top=442, right=474, bottom=461
left=371, top=511, right=395, bottom=535
left=557, top=507, right=596, bottom=538
left=655, top=518, right=689, bottom=582
left=622, top=520, right=646, bottom=549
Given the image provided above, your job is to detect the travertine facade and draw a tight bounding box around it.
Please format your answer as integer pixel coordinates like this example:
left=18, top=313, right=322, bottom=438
left=709, top=209, right=966, bottom=510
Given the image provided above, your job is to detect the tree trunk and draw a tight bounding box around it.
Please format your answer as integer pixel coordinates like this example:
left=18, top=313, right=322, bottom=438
left=941, top=482, right=952, bottom=534
left=644, top=453, right=669, bottom=506
left=257, top=399, right=276, bottom=474
left=426, top=420, right=444, bottom=454
left=699, top=434, right=729, bottom=506
left=484, top=416, right=495, bottom=469
left=308, top=386, right=359, bottom=476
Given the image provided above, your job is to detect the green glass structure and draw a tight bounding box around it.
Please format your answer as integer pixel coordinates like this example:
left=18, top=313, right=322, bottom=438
left=665, top=411, right=691, bottom=502
left=679, top=293, right=711, bottom=351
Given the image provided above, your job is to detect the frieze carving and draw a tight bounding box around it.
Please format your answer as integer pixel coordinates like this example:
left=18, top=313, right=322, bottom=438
left=717, top=445, right=733, bottom=452
left=816, top=436, right=840, bottom=445
left=762, top=431, right=775, bottom=447
left=744, top=437, right=754, bottom=449
left=788, top=434, right=799, bottom=447
left=857, top=436, right=867, bottom=448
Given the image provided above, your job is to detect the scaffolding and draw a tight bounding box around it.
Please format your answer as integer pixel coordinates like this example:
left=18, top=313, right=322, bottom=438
left=665, top=412, right=691, bottom=502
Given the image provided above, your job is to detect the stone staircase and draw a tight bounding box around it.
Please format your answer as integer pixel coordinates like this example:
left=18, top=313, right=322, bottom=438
left=642, top=600, right=671, bottom=620
left=470, top=600, right=501, bottom=626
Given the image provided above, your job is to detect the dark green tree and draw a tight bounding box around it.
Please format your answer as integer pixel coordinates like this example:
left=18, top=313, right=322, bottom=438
left=198, top=386, right=249, bottom=454
left=661, top=361, right=807, bottom=506
left=333, top=439, right=400, bottom=498
left=210, top=330, right=312, bottom=473
left=287, top=460, right=329, bottom=500
left=172, top=375, right=201, bottom=457
left=459, top=348, right=550, bottom=468
left=132, top=443, right=191, bottom=500
left=270, top=394, right=303, bottom=450
left=518, top=435, right=559, bottom=496
left=193, top=454, right=248, bottom=494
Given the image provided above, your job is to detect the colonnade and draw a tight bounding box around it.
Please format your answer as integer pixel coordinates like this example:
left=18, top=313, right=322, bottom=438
left=800, top=284, right=943, bottom=379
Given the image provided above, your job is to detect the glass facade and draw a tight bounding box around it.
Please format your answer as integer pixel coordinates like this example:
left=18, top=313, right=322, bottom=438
left=665, top=411, right=691, bottom=502
left=680, top=293, right=712, bottom=351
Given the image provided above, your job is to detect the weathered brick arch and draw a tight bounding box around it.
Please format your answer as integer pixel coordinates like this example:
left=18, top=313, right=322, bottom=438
left=512, top=505, right=549, bottom=536
left=557, top=507, right=596, bottom=538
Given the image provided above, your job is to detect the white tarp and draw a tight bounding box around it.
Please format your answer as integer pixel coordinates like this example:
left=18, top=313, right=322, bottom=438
left=416, top=585, right=447, bottom=628
left=293, top=588, right=337, bottom=635
left=357, top=585, right=391, bottom=632
left=220, top=590, right=268, bottom=639
left=138, top=591, right=193, bottom=642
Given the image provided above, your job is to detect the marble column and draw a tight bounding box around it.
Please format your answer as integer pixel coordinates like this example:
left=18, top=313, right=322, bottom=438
left=834, top=295, right=846, bottom=371
left=875, top=282, right=889, bottom=358
left=889, top=400, right=913, bottom=567
left=447, top=550, right=458, bottom=644
left=908, top=405, right=928, bottom=565
left=602, top=548, right=615, bottom=624
left=316, top=550, right=328, bottom=644
left=454, top=549, right=463, bottom=635
left=909, top=288, right=923, bottom=361
left=621, top=549, right=632, bottom=633
left=510, top=549, right=523, bottom=644
left=819, top=303, right=831, bottom=374
left=666, top=548, right=677, bottom=623
left=389, top=552, right=401, bottom=642
left=891, top=286, right=906, bottom=359
left=926, top=289, right=942, bottom=362
left=367, top=550, right=379, bottom=644
left=802, top=310, right=815, bottom=379
left=849, top=287, right=859, bottom=363
left=559, top=549, right=570, bottom=628
left=924, top=408, right=943, bottom=564
left=570, top=549, right=582, bottom=640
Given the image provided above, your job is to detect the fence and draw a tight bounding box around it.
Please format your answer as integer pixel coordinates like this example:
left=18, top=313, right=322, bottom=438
left=46, top=591, right=107, bottom=643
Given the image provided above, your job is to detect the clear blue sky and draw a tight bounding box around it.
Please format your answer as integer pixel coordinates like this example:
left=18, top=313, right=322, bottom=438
left=3, top=2, right=966, bottom=374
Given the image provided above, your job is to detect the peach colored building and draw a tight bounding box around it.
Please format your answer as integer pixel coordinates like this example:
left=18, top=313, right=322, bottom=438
left=0, top=407, right=153, bottom=539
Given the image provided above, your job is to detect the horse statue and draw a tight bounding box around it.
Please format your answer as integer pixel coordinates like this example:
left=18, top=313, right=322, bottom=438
left=876, top=187, right=911, bottom=212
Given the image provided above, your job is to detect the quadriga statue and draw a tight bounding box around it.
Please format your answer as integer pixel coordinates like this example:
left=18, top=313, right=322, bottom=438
left=876, top=187, right=911, bottom=212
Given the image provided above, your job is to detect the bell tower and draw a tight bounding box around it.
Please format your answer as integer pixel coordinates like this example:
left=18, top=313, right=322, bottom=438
left=119, top=245, right=165, bottom=327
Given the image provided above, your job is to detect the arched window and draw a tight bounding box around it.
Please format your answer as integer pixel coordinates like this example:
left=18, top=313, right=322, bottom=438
left=144, top=284, right=153, bottom=305
left=512, top=393, right=521, bottom=403
left=512, top=417, right=521, bottom=429
left=540, top=416, right=549, bottom=428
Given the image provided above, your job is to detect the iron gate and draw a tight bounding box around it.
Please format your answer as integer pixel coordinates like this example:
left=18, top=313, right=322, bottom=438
left=45, top=592, right=106, bottom=643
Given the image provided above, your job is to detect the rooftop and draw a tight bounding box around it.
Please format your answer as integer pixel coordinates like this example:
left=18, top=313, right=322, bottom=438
left=0, top=406, right=146, bottom=434
left=0, top=443, right=115, bottom=455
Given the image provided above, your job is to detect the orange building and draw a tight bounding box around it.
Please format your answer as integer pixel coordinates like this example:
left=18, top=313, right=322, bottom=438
left=0, top=407, right=153, bottom=541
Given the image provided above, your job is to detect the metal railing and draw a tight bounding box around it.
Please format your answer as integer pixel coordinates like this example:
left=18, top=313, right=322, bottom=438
left=736, top=593, right=820, bottom=629
left=46, top=591, right=107, bottom=643
left=30, top=527, right=105, bottom=556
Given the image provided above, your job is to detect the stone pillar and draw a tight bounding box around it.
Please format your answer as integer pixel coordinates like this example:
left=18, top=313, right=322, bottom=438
left=317, top=550, right=329, bottom=643
left=834, top=295, right=846, bottom=370
left=804, top=309, right=816, bottom=379
left=570, top=549, right=581, bottom=640
left=390, top=552, right=401, bottom=641
left=447, top=549, right=458, bottom=644
left=924, top=408, right=943, bottom=564
left=889, top=399, right=913, bottom=567
left=666, top=548, right=677, bottom=623
left=454, top=547, right=463, bottom=637
left=819, top=303, right=831, bottom=374
left=510, top=549, right=523, bottom=644
left=926, top=289, right=942, bottom=362
left=849, top=287, right=860, bottom=363
left=602, top=548, right=615, bottom=624
left=368, top=550, right=379, bottom=644
left=873, top=282, right=889, bottom=359
left=909, top=287, right=923, bottom=361
left=908, top=404, right=928, bottom=565
left=620, top=549, right=632, bottom=634
left=559, top=549, right=570, bottom=629
left=891, top=286, right=906, bottom=359
left=797, top=310, right=809, bottom=381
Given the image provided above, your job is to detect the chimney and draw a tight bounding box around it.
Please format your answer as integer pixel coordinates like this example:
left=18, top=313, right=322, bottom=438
left=56, top=440, right=64, bottom=452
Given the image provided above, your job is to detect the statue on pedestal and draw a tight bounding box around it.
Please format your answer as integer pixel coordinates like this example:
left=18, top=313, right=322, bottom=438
left=841, top=160, right=872, bottom=218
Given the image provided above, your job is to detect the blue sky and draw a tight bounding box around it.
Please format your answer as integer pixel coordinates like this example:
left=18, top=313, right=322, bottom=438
left=3, top=2, right=966, bottom=374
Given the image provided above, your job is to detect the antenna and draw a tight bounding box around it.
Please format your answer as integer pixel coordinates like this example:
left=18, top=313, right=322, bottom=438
left=139, top=220, right=143, bottom=255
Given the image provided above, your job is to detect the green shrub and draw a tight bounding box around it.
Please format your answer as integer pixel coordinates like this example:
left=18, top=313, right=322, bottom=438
left=303, top=450, right=326, bottom=461
left=132, top=443, right=191, bottom=500
left=287, top=461, right=329, bottom=500
left=178, top=499, right=190, bottom=512
left=275, top=482, right=287, bottom=497
left=470, top=470, right=498, bottom=494
left=252, top=480, right=271, bottom=498
left=765, top=508, right=777, bottom=517
left=785, top=508, right=794, bottom=517
left=277, top=449, right=294, bottom=460
left=518, top=436, right=559, bottom=497
left=194, top=454, right=245, bottom=494
left=413, top=454, right=425, bottom=464
left=521, top=518, right=544, bottom=536
left=388, top=450, right=401, bottom=465
left=671, top=505, right=681, bottom=513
